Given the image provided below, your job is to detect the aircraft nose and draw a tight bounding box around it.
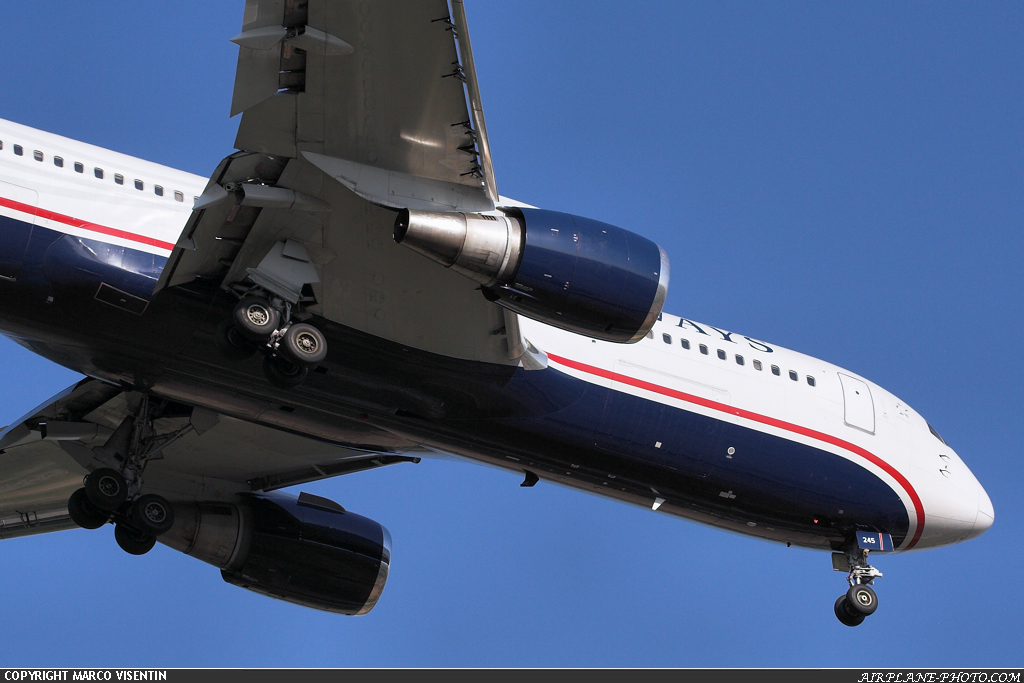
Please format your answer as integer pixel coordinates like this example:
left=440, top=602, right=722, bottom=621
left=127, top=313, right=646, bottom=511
left=969, top=486, right=994, bottom=539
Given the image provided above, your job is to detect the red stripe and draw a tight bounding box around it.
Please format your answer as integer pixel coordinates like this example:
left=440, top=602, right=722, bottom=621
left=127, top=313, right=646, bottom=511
left=547, top=352, right=925, bottom=549
left=0, top=196, right=175, bottom=251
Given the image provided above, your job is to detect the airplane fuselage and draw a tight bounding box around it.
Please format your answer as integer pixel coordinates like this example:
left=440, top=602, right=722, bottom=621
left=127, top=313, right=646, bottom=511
left=0, top=117, right=993, bottom=559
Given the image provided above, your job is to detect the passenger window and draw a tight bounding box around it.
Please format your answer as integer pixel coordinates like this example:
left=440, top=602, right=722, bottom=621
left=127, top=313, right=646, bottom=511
left=680, top=339, right=690, bottom=350
left=174, top=190, right=184, bottom=202
left=33, top=150, right=43, bottom=162
left=789, top=370, right=798, bottom=381
left=771, top=365, right=780, bottom=376
left=114, top=174, right=124, bottom=185
left=646, top=331, right=654, bottom=340
left=94, top=168, right=104, bottom=179
left=155, top=185, right=164, bottom=197
left=753, top=360, right=762, bottom=371
left=74, top=162, right=84, bottom=173
left=135, top=180, right=144, bottom=191
left=14, top=145, right=24, bottom=156
left=807, top=376, right=816, bottom=387
left=699, top=344, right=708, bottom=355
left=662, top=333, right=672, bottom=344
left=735, top=355, right=744, bottom=366
left=0, top=141, right=4, bottom=150
left=716, top=349, right=726, bottom=360
left=54, top=156, right=64, bottom=168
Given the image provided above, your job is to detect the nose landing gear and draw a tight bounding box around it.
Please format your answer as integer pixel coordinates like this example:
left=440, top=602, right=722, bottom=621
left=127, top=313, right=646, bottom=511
left=832, top=548, right=883, bottom=627
left=216, top=291, right=328, bottom=389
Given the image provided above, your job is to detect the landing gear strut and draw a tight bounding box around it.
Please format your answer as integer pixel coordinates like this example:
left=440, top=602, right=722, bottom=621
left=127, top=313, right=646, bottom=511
left=216, top=289, right=328, bottom=389
left=833, top=548, right=882, bottom=627
left=66, top=396, right=186, bottom=556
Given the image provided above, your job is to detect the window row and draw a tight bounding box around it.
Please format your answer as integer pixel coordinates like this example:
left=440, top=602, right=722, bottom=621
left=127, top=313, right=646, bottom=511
left=1, top=140, right=186, bottom=203
left=656, top=330, right=816, bottom=387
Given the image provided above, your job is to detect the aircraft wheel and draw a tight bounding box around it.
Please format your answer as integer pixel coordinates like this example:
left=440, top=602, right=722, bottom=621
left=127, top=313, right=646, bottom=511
left=114, top=524, right=156, bottom=556
left=215, top=319, right=258, bottom=359
left=279, top=323, right=327, bottom=368
left=834, top=595, right=866, bottom=627
left=131, top=494, right=175, bottom=536
left=263, top=355, right=309, bottom=389
left=85, top=468, right=128, bottom=511
left=233, top=297, right=280, bottom=341
left=846, top=584, right=878, bottom=616
left=67, top=488, right=109, bottom=529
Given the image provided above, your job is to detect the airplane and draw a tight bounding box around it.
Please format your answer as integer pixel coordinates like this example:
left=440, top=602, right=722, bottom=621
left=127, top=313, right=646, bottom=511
left=0, top=0, right=993, bottom=627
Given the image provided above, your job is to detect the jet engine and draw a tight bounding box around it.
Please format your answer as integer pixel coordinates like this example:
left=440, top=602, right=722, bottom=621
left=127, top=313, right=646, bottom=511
left=159, top=492, right=390, bottom=615
left=394, top=207, right=669, bottom=343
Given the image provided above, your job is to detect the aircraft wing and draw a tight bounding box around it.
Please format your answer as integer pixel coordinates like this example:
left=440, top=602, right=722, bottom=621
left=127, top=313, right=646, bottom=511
left=0, top=378, right=423, bottom=540
left=156, top=0, right=527, bottom=365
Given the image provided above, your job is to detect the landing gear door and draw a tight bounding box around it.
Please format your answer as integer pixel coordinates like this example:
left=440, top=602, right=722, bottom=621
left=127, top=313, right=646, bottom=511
left=0, top=180, right=37, bottom=282
left=838, top=373, right=875, bottom=434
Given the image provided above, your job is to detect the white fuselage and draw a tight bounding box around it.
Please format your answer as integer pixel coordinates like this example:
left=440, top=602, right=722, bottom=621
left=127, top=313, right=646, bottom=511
left=0, top=117, right=994, bottom=552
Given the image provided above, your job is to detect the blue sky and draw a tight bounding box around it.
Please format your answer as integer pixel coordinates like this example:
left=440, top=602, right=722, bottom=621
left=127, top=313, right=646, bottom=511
left=0, top=0, right=1021, bottom=668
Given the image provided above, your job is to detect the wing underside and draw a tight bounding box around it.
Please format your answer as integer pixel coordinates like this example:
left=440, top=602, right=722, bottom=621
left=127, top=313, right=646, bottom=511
left=156, top=0, right=523, bottom=365
left=0, top=379, right=423, bottom=539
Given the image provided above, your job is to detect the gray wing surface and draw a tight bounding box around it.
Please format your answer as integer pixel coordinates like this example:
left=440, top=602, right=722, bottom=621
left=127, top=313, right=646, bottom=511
left=157, top=0, right=524, bottom=365
left=0, top=379, right=422, bottom=540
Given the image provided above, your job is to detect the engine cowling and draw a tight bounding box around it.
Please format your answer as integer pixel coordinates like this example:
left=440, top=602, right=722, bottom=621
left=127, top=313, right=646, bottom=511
left=394, top=207, right=669, bottom=343
left=159, top=492, right=390, bottom=615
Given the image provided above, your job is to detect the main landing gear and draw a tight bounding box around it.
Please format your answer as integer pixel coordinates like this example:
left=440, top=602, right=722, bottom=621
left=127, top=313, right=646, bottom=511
left=67, top=468, right=175, bottom=556
left=65, top=395, right=187, bottom=556
left=215, top=290, right=328, bottom=389
left=833, top=548, right=882, bottom=627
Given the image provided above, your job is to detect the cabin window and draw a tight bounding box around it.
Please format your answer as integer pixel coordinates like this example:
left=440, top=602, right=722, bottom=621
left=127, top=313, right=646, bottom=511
left=33, top=150, right=43, bottom=162
left=735, top=354, right=745, bottom=366
left=114, top=174, right=124, bottom=185
left=54, top=156, right=64, bottom=168
left=135, top=180, right=144, bottom=191
left=0, top=141, right=4, bottom=150
left=646, top=331, right=654, bottom=340
left=174, top=190, right=184, bottom=202
left=699, top=344, right=708, bottom=355
left=771, top=365, right=780, bottom=376
left=717, top=349, right=726, bottom=360
left=94, top=168, right=104, bottom=180
left=662, top=333, right=672, bottom=344
left=74, top=162, right=84, bottom=173
left=753, top=359, right=762, bottom=371
left=14, top=144, right=24, bottom=156
left=680, top=339, right=690, bottom=350
left=807, top=376, right=816, bottom=387
left=154, top=185, right=164, bottom=197
left=789, top=370, right=798, bottom=381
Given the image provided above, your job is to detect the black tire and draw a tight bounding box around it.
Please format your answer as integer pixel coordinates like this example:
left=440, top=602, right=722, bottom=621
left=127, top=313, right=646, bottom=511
left=84, top=468, right=128, bottom=511
left=834, top=595, right=865, bottom=627
left=279, top=323, right=327, bottom=368
left=67, top=488, right=108, bottom=529
left=114, top=523, right=156, bottom=556
left=233, top=297, right=280, bottom=341
left=263, top=355, right=309, bottom=389
left=131, top=494, right=175, bottom=536
left=215, top=319, right=258, bottom=360
left=846, top=584, right=878, bottom=616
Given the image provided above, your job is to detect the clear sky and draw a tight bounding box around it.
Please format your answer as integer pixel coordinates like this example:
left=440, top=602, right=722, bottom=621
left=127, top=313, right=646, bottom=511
left=0, top=0, right=1021, bottom=668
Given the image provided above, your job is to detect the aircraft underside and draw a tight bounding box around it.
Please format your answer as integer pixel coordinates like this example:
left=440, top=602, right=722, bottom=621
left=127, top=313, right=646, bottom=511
left=0, top=221, right=910, bottom=554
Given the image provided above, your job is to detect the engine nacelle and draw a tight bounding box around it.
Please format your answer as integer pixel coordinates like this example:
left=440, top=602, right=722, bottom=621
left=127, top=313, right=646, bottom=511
left=394, top=207, right=669, bottom=343
left=159, top=492, right=390, bottom=615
